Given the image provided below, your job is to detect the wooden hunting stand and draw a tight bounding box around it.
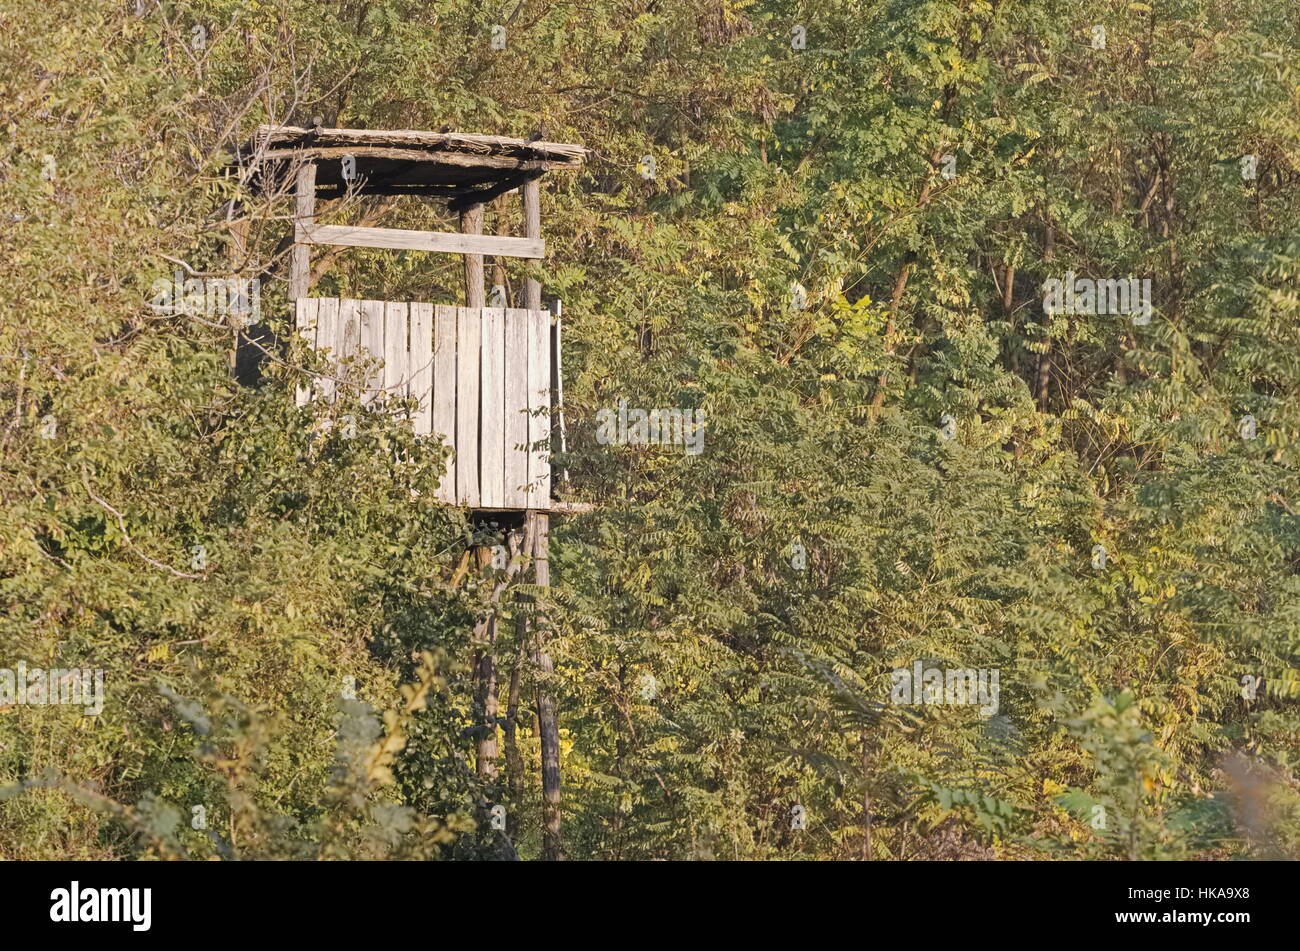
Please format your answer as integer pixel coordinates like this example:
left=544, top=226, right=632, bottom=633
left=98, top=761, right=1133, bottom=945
left=238, top=124, right=589, bottom=859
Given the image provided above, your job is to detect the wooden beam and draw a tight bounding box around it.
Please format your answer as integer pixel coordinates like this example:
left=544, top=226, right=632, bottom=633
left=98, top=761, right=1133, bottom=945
left=461, top=203, right=485, bottom=307
left=296, top=224, right=543, bottom=259
left=289, top=162, right=316, bottom=300
left=447, top=168, right=543, bottom=214
left=519, top=184, right=558, bottom=856
left=522, top=178, right=543, bottom=310
left=528, top=510, right=564, bottom=860
left=472, top=501, right=595, bottom=514
left=252, top=124, right=590, bottom=165
left=491, top=198, right=509, bottom=295
left=260, top=146, right=556, bottom=172
left=315, top=184, right=462, bottom=199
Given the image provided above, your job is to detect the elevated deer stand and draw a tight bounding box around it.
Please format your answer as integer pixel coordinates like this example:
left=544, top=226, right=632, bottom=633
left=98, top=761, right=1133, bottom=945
left=240, top=124, right=588, bottom=859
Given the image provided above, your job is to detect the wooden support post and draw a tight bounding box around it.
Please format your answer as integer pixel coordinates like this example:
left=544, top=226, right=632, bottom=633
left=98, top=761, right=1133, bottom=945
left=463, top=200, right=490, bottom=774
left=473, top=542, right=498, bottom=780
left=518, top=179, right=560, bottom=856
left=474, top=626, right=500, bottom=780
left=522, top=178, right=542, bottom=311
left=469, top=523, right=530, bottom=785
left=528, top=509, right=563, bottom=859
left=461, top=203, right=486, bottom=308
left=492, top=197, right=509, bottom=303
left=289, top=161, right=316, bottom=301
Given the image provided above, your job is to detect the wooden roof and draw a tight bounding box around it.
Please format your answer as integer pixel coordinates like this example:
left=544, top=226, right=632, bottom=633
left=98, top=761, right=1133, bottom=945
left=239, top=125, right=589, bottom=205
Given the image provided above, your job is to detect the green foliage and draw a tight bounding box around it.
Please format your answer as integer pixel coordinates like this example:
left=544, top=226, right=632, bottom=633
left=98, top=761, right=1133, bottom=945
left=2, top=0, right=1299, bottom=860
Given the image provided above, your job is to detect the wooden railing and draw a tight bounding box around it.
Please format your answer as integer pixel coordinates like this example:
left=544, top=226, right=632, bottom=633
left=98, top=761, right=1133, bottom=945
left=296, top=299, right=551, bottom=510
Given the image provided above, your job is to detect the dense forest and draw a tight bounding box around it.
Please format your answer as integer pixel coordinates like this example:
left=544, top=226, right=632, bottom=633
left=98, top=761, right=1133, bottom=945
left=1, top=0, right=1298, bottom=861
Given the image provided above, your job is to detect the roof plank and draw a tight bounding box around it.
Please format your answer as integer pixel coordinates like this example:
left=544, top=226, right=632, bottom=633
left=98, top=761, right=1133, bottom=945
left=248, top=125, right=588, bottom=166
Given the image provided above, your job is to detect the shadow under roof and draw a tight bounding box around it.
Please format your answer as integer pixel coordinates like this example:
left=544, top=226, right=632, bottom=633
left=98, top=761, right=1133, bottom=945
left=238, top=124, right=589, bottom=204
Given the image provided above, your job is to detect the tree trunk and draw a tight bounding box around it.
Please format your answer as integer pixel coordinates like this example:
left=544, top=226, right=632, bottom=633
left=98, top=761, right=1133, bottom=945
left=504, top=643, right=525, bottom=807
left=528, top=510, right=563, bottom=860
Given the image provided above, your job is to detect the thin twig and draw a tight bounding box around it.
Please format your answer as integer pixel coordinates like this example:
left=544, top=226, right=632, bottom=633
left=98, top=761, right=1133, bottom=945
left=81, top=471, right=203, bottom=579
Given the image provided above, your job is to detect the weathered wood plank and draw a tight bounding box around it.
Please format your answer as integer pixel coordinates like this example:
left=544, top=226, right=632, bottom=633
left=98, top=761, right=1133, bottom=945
left=294, top=296, right=556, bottom=513
left=289, top=162, right=316, bottom=300
left=299, top=224, right=543, bottom=259
left=383, top=301, right=408, bottom=399
left=253, top=124, right=590, bottom=165
left=503, top=308, right=531, bottom=509
left=358, top=299, right=386, bottom=406
left=335, top=298, right=361, bottom=399
left=409, top=302, right=434, bottom=435
left=526, top=308, right=551, bottom=507
left=455, top=307, right=481, bottom=507
left=294, top=296, right=319, bottom=339
left=294, top=297, right=318, bottom=406
left=261, top=146, right=559, bottom=172
left=314, top=297, right=340, bottom=401
left=432, top=305, right=458, bottom=504
left=479, top=307, right=506, bottom=508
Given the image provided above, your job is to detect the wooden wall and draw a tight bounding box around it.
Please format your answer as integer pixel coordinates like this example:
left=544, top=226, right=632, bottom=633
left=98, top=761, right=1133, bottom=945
left=296, top=299, right=551, bottom=509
